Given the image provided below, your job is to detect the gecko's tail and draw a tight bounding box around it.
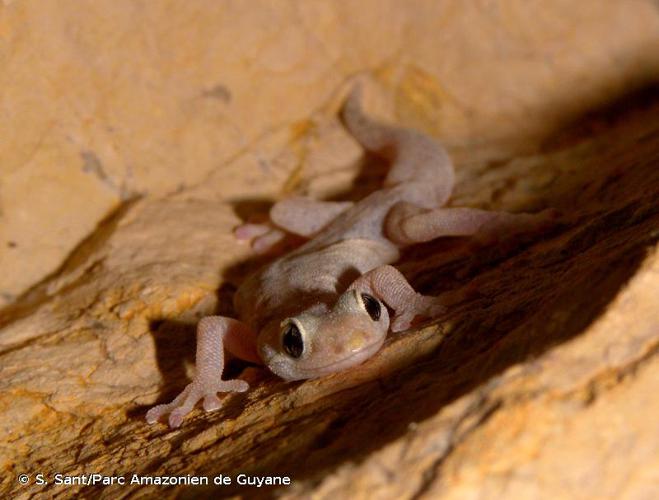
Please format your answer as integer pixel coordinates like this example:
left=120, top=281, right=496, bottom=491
left=340, top=83, right=455, bottom=206
left=340, top=83, right=397, bottom=155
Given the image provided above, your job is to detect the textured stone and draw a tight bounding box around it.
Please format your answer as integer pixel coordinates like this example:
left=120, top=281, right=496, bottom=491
left=1, top=1, right=658, bottom=499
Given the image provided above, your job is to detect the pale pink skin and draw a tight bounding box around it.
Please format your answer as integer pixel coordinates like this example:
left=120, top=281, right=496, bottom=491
left=146, top=85, right=556, bottom=428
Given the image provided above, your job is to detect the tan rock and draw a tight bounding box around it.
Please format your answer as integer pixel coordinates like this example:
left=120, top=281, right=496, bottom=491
left=0, top=1, right=658, bottom=499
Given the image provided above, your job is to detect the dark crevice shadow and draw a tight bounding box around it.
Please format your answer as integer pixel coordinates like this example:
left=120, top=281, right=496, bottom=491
left=194, top=219, right=657, bottom=499
left=171, top=85, right=659, bottom=497
left=540, top=82, right=659, bottom=152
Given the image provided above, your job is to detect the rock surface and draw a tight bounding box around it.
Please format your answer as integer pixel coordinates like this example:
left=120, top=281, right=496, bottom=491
left=1, top=1, right=658, bottom=499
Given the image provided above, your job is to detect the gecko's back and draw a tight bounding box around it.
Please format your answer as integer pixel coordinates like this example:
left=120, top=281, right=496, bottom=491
left=234, top=237, right=398, bottom=331
left=234, top=86, right=456, bottom=331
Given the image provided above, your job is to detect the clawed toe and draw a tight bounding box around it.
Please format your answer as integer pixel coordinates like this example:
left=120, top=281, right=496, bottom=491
left=146, top=378, right=250, bottom=427
left=252, top=230, right=285, bottom=253
left=145, top=405, right=166, bottom=425
left=225, top=380, right=249, bottom=392
left=168, top=408, right=187, bottom=428
left=203, top=394, right=222, bottom=412
left=234, top=223, right=271, bottom=240
left=234, top=223, right=286, bottom=254
left=391, top=314, right=414, bottom=332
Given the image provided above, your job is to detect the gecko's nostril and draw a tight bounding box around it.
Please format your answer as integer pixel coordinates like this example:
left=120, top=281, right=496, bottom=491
left=347, top=331, right=367, bottom=352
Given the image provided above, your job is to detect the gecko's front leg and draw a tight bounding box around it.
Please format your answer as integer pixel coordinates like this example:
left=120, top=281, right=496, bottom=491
left=349, top=265, right=449, bottom=332
left=146, top=316, right=259, bottom=428
left=235, top=197, right=354, bottom=253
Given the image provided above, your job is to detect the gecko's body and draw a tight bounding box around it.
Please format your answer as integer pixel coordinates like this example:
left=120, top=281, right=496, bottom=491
left=147, top=86, right=552, bottom=427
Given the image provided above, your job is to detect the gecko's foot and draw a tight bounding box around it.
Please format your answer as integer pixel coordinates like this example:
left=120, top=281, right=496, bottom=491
left=146, top=379, right=249, bottom=428
left=475, top=208, right=560, bottom=245
left=234, top=223, right=270, bottom=240
left=391, top=296, right=447, bottom=332
left=234, top=223, right=286, bottom=254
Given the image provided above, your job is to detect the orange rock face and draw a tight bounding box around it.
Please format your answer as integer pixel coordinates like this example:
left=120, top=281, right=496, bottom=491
left=1, top=1, right=658, bottom=498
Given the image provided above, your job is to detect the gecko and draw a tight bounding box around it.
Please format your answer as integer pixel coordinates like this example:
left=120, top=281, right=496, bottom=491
left=146, top=84, right=554, bottom=428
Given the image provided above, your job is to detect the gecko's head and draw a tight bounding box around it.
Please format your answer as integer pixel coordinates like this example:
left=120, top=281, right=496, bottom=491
left=257, top=290, right=390, bottom=381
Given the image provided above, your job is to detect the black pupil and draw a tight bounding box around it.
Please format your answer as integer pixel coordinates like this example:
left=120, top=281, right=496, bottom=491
left=282, top=323, right=304, bottom=358
left=361, top=293, right=381, bottom=321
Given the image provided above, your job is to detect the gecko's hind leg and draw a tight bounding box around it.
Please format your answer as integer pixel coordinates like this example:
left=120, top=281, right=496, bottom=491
left=235, top=197, right=354, bottom=253
left=146, top=316, right=259, bottom=428
left=385, top=202, right=557, bottom=246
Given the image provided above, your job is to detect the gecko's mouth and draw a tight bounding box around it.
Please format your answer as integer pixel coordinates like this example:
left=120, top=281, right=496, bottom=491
left=268, top=339, right=384, bottom=381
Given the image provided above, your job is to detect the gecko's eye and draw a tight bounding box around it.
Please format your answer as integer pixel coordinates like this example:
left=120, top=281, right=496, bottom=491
left=281, top=322, right=304, bottom=358
left=361, top=293, right=381, bottom=321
